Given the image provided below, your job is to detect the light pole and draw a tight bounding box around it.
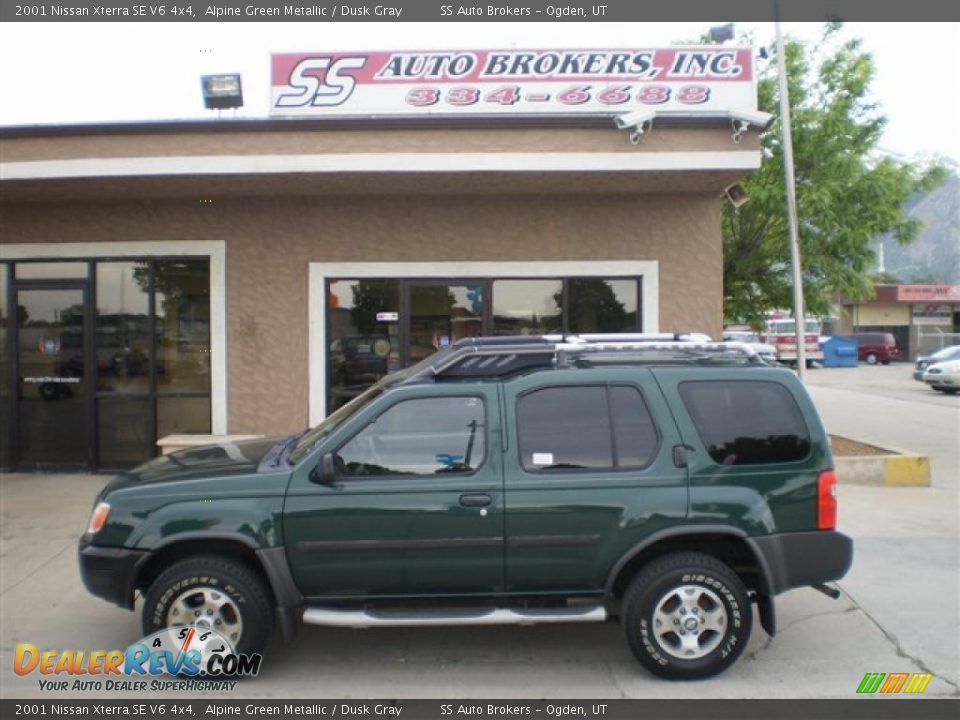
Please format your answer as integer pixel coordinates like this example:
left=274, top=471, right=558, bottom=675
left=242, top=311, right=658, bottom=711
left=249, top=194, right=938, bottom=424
left=774, top=5, right=808, bottom=380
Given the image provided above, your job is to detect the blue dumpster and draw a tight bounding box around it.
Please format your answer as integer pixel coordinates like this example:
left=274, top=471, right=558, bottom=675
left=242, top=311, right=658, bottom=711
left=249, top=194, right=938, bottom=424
left=822, top=336, right=859, bottom=367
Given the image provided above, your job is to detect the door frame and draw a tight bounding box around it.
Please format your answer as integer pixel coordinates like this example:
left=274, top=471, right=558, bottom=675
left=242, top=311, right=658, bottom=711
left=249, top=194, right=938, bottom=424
left=309, top=260, right=660, bottom=424
left=11, top=277, right=94, bottom=470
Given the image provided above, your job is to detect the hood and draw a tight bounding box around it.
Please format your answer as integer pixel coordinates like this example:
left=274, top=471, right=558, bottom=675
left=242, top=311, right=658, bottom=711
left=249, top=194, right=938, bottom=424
left=103, top=436, right=283, bottom=493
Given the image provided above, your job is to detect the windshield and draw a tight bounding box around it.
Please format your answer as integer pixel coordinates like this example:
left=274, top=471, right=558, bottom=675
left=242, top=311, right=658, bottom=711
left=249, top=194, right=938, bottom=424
left=288, top=383, right=384, bottom=465
left=287, top=344, right=462, bottom=465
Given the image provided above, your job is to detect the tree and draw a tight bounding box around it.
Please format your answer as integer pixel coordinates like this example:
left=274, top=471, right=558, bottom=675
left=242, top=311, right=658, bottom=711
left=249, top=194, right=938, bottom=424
left=723, top=23, right=947, bottom=328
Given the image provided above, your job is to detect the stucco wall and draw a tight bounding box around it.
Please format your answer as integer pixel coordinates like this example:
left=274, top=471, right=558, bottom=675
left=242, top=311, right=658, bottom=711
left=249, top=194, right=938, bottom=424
left=1, top=192, right=721, bottom=435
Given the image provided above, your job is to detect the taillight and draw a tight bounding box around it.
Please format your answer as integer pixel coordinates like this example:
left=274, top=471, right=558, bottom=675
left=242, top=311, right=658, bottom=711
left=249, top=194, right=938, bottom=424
left=817, top=471, right=837, bottom=530
left=87, top=502, right=111, bottom=535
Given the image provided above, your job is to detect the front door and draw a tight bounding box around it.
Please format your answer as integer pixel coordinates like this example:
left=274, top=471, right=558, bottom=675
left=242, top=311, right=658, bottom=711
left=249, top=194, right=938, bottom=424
left=15, top=285, right=91, bottom=468
left=284, top=385, right=505, bottom=600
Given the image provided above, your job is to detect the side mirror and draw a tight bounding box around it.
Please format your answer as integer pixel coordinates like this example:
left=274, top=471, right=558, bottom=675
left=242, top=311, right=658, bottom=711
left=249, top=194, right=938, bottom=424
left=309, top=454, right=337, bottom=485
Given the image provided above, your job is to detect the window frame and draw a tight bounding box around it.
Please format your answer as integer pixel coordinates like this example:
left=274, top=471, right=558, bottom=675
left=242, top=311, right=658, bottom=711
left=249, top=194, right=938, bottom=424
left=677, top=379, right=813, bottom=467
left=515, top=382, right=662, bottom=475
left=331, top=393, right=489, bottom=481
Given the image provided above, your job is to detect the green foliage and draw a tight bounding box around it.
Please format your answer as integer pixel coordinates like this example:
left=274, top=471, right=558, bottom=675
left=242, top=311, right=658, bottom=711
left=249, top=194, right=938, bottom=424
left=723, top=24, right=948, bottom=327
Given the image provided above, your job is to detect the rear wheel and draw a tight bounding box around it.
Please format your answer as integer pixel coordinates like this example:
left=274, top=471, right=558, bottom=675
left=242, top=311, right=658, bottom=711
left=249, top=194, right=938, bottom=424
left=142, top=555, right=273, bottom=656
left=865, top=352, right=879, bottom=365
left=622, top=552, right=752, bottom=680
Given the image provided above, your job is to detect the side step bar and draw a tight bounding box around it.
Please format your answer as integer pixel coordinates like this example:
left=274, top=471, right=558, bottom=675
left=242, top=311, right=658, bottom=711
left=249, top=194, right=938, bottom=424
left=302, top=605, right=607, bottom=628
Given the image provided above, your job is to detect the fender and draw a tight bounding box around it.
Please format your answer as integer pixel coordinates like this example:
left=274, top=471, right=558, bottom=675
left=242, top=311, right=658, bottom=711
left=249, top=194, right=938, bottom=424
left=138, top=532, right=303, bottom=642
left=603, top=524, right=778, bottom=636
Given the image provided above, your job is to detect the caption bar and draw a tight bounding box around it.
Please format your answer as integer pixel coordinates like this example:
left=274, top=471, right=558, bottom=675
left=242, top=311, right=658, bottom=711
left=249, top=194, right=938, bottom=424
left=4, top=0, right=958, bottom=22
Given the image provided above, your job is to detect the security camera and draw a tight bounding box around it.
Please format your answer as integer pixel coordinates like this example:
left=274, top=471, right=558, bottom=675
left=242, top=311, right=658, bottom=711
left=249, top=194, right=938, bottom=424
left=728, top=109, right=774, bottom=143
left=614, top=108, right=657, bottom=145
left=728, top=109, right=774, bottom=128
left=724, top=182, right=750, bottom=208
left=614, top=108, right=658, bottom=130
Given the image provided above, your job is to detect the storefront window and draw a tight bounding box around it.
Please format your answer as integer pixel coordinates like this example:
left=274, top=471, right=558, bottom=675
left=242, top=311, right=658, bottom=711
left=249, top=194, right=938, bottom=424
left=3, top=257, right=213, bottom=470
left=0, top=264, right=9, bottom=469
left=96, top=262, right=152, bottom=467
left=493, top=280, right=562, bottom=336
left=328, top=279, right=399, bottom=411
left=155, top=260, right=211, bottom=395
left=409, top=284, right=484, bottom=363
left=567, top=279, right=639, bottom=333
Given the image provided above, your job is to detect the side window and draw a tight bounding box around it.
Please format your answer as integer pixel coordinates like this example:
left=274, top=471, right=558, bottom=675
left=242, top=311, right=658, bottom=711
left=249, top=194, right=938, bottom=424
left=516, top=385, right=660, bottom=472
left=335, top=396, right=485, bottom=477
left=678, top=381, right=811, bottom=466
left=609, top=385, right=660, bottom=468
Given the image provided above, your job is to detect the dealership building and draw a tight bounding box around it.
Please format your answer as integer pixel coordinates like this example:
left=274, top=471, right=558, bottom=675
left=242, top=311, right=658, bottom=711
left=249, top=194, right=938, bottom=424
left=0, top=46, right=767, bottom=471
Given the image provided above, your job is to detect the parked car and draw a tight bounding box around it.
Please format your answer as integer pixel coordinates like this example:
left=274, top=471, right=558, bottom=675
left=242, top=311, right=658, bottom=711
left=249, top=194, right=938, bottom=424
left=722, top=329, right=778, bottom=364
left=922, top=359, right=960, bottom=394
left=914, top=345, right=960, bottom=380
left=845, top=332, right=901, bottom=365
left=79, top=334, right=852, bottom=681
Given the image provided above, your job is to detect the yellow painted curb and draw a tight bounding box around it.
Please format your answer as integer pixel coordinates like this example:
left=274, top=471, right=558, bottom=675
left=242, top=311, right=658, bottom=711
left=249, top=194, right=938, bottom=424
left=883, top=455, right=931, bottom=487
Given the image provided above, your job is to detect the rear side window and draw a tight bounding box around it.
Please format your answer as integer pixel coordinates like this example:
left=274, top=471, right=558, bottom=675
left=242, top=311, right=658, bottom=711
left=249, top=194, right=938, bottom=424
left=678, top=381, right=811, bottom=465
left=517, top=385, right=659, bottom=471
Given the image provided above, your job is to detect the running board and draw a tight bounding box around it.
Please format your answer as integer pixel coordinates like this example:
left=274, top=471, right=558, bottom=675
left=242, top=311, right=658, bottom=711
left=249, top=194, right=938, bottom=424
left=302, top=605, right=607, bottom=628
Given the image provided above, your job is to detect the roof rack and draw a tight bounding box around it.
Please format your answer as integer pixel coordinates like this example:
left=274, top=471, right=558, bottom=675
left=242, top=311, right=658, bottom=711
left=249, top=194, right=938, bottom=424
left=404, top=333, right=766, bottom=382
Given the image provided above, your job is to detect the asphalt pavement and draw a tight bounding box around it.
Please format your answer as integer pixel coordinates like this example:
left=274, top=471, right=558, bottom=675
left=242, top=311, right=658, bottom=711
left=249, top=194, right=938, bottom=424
left=0, top=363, right=957, bottom=699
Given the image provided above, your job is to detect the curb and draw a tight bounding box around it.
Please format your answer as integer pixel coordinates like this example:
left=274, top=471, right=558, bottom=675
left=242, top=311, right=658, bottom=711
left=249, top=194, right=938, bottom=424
left=834, top=454, right=930, bottom=487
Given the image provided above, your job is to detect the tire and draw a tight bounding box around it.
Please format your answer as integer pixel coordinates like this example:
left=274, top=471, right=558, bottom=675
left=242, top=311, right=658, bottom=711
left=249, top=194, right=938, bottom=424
left=881, top=360, right=891, bottom=366
left=142, top=555, right=273, bottom=656
left=865, top=353, right=879, bottom=365
left=622, top=552, right=752, bottom=680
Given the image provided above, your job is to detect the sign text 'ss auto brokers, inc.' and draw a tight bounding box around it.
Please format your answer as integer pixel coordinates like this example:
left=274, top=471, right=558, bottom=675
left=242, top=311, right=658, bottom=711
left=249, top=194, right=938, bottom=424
left=269, top=47, right=757, bottom=117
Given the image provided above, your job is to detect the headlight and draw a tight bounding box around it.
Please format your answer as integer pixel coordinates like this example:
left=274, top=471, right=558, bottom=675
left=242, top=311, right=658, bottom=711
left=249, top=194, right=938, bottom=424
left=87, top=502, right=111, bottom=534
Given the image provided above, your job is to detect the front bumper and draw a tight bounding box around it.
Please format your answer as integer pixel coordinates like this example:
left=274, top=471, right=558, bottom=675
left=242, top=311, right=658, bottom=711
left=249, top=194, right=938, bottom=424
left=78, top=539, right=149, bottom=610
left=748, top=530, right=853, bottom=596
left=924, top=374, right=958, bottom=387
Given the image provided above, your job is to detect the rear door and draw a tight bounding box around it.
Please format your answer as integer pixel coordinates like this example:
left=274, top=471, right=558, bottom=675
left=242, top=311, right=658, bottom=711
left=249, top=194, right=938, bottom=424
left=501, top=368, right=688, bottom=594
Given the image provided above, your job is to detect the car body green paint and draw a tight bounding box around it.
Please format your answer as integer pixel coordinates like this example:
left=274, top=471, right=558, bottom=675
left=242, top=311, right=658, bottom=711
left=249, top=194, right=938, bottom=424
left=81, top=359, right=851, bottom=644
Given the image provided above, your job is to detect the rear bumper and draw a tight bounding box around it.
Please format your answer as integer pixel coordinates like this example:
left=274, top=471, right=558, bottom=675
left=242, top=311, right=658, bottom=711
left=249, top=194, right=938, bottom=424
left=78, top=539, right=149, bottom=610
left=748, top=531, right=853, bottom=595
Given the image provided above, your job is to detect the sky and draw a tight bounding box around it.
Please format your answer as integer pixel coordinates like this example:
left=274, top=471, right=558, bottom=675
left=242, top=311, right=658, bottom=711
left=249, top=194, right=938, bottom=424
left=1, top=21, right=958, bottom=163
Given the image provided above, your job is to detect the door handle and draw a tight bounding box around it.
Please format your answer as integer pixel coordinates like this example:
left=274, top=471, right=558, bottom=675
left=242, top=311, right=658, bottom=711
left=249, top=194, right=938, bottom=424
left=459, top=493, right=492, bottom=508
left=672, top=444, right=689, bottom=468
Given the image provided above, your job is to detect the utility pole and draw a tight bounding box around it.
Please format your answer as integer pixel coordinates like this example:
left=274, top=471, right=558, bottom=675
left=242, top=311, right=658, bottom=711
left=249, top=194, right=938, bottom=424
left=775, top=4, right=807, bottom=380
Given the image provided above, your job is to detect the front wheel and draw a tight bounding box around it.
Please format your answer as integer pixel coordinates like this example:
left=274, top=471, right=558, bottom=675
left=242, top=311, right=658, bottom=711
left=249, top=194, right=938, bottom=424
left=142, top=555, right=273, bottom=656
left=622, top=552, right=752, bottom=680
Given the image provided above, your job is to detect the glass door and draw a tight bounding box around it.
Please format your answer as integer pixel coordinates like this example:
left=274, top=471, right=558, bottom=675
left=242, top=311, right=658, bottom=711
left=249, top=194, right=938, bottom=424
left=407, top=281, right=487, bottom=365
left=16, top=285, right=90, bottom=467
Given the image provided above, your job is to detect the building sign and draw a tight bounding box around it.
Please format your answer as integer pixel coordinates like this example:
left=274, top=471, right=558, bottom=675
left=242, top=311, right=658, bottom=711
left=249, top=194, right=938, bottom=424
left=897, top=285, right=960, bottom=303
left=270, top=47, right=756, bottom=117
left=912, top=304, right=953, bottom=326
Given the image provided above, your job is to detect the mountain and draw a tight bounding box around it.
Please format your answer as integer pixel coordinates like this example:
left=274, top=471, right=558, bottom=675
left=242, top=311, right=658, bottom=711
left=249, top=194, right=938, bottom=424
left=879, top=175, right=960, bottom=284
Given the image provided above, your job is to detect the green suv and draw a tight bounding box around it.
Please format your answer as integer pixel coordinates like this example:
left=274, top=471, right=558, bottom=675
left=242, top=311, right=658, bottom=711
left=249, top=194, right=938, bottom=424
left=79, top=334, right=853, bottom=680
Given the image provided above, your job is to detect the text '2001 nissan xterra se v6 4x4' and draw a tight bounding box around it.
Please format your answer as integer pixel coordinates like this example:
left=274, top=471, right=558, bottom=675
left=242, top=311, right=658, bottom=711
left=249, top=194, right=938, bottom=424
left=79, top=334, right=853, bottom=680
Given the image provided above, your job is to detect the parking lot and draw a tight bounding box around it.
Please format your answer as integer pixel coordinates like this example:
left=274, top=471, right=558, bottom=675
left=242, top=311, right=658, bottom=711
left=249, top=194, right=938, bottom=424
left=1, top=363, right=957, bottom=699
